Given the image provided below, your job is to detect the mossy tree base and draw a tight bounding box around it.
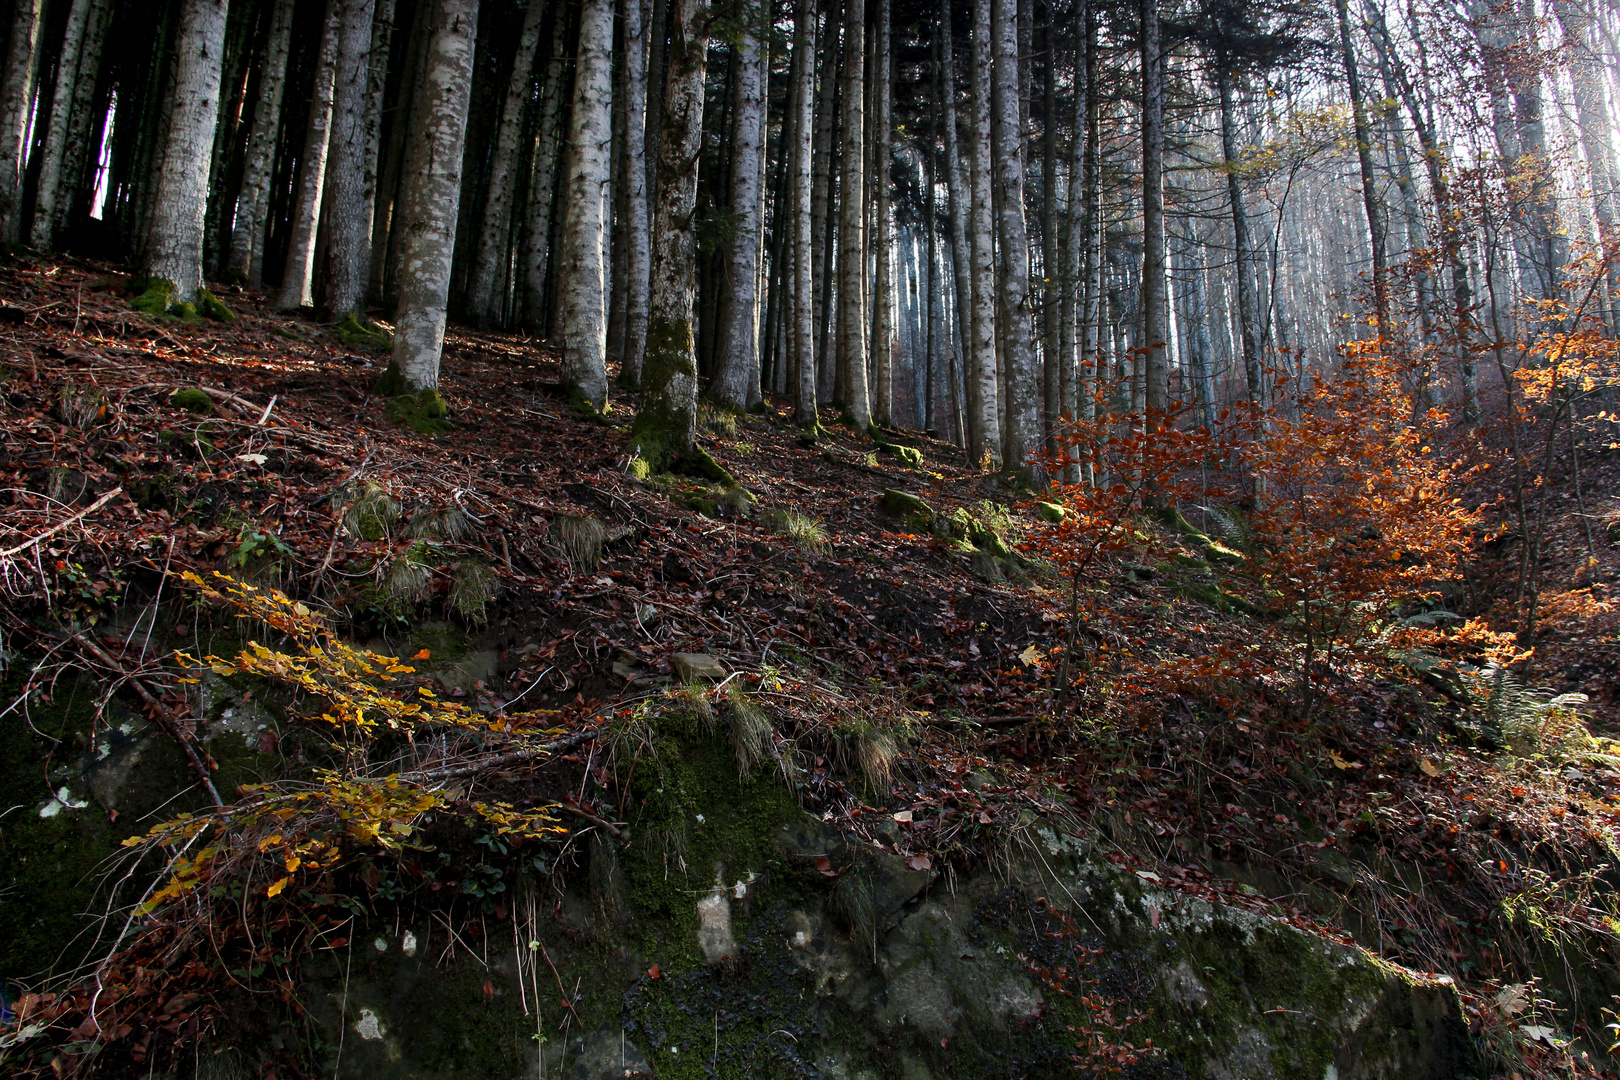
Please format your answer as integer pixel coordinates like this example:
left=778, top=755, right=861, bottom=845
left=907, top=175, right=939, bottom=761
left=384, top=389, right=453, bottom=435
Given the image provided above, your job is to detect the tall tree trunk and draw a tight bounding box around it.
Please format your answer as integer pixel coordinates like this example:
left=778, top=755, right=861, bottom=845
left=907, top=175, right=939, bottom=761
left=993, top=0, right=1041, bottom=480
left=467, top=0, right=546, bottom=327
left=357, top=0, right=396, bottom=305
left=52, top=0, right=112, bottom=242
left=1039, top=11, right=1058, bottom=456
left=790, top=0, right=819, bottom=426
left=373, top=0, right=430, bottom=307
left=812, top=5, right=840, bottom=404
left=276, top=0, right=341, bottom=310
left=618, top=0, right=651, bottom=386
left=1059, top=0, right=1091, bottom=482
left=520, top=12, right=569, bottom=333
left=227, top=0, right=295, bottom=288
left=1335, top=0, right=1388, bottom=333
left=1139, top=0, right=1168, bottom=416
left=872, top=0, right=895, bottom=426
left=631, top=0, right=707, bottom=467
left=31, top=0, right=96, bottom=250
left=560, top=0, right=616, bottom=411
left=323, top=0, right=379, bottom=318
left=0, top=0, right=43, bottom=246
left=837, top=0, right=870, bottom=428
left=1216, top=63, right=1265, bottom=409
left=967, top=0, right=1001, bottom=467
left=145, top=0, right=229, bottom=299
left=390, top=0, right=478, bottom=392
left=936, top=0, right=973, bottom=449
left=711, top=16, right=766, bottom=409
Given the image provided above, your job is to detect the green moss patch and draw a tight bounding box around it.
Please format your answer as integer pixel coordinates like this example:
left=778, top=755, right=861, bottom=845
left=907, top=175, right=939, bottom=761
left=194, top=288, right=236, bottom=322
left=385, top=390, right=453, bottom=436
left=169, top=387, right=215, bottom=415
left=334, top=311, right=390, bottom=350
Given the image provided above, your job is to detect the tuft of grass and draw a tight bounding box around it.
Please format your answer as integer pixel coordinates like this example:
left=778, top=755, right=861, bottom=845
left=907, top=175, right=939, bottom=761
left=549, top=514, right=607, bottom=574
left=725, top=682, right=780, bottom=780
left=698, top=400, right=740, bottom=439
left=763, top=508, right=829, bottom=554
left=406, top=506, right=473, bottom=542
left=339, top=482, right=401, bottom=541
left=57, top=382, right=105, bottom=430
left=448, top=558, right=499, bottom=625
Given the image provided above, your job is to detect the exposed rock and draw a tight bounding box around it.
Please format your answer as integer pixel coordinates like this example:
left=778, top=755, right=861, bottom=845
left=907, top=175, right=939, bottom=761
left=672, top=652, right=726, bottom=683
left=567, top=1029, right=654, bottom=1079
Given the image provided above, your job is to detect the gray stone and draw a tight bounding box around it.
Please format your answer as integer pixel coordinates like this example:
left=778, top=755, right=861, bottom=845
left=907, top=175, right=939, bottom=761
left=671, top=652, right=726, bottom=683
left=568, top=1029, right=654, bottom=1079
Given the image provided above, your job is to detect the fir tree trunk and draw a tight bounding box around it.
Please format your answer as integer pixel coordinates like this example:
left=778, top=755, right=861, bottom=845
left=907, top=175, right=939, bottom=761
left=618, top=0, right=652, bottom=386
left=632, top=0, right=708, bottom=467
left=322, top=0, right=379, bottom=318
left=53, top=0, right=111, bottom=240
left=1139, top=0, right=1168, bottom=415
left=559, top=0, right=616, bottom=411
left=467, top=0, right=547, bottom=328
left=391, top=0, right=478, bottom=392
left=936, top=0, right=973, bottom=448
left=228, top=0, right=295, bottom=288
left=276, top=0, right=341, bottom=310
left=145, top=0, right=230, bottom=299
left=1058, top=0, right=1089, bottom=482
left=521, top=12, right=569, bottom=333
left=811, top=6, right=840, bottom=403
left=790, top=0, right=818, bottom=426
left=992, top=0, right=1041, bottom=480
left=872, top=0, right=895, bottom=426
left=711, top=16, right=766, bottom=409
left=0, top=0, right=42, bottom=246
left=967, top=0, right=1001, bottom=467
left=31, top=0, right=95, bottom=250
left=837, top=0, right=870, bottom=428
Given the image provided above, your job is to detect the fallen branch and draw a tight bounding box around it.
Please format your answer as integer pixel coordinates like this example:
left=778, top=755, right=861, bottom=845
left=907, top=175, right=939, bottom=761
left=0, top=486, right=122, bottom=558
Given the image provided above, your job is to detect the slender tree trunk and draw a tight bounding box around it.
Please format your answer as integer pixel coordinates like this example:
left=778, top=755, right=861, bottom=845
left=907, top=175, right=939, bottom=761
left=615, top=0, right=651, bottom=385
left=276, top=1, right=341, bottom=309
left=391, top=0, right=478, bottom=391
left=145, top=0, right=230, bottom=299
left=1059, top=0, right=1090, bottom=482
left=632, top=0, right=707, bottom=466
left=936, top=0, right=973, bottom=450
left=226, top=0, right=295, bottom=288
left=560, top=0, right=617, bottom=411
left=711, top=16, right=766, bottom=409
left=357, top=0, right=396, bottom=305
left=521, top=13, right=569, bottom=333
left=467, top=0, right=546, bottom=327
left=967, top=0, right=1001, bottom=466
left=52, top=0, right=111, bottom=242
left=811, top=5, right=840, bottom=403
left=837, top=0, right=870, bottom=428
left=0, top=0, right=43, bottom=245
left=790, top=0, right=819, bottom=426
left=1335, top=0, right=1388, bottom=333
left=993, top=0, right=1041, bottom=480
left=1216, top=64, right=1265, bottom=408
left=872, top=0, right=895, bottom=426
left=1139, top=0, right=1169, bottom=420
left=31, top=0, right=95, bottom=250
left=323, top=0, right=379, bottom=318
left=1040, top=12, right=1058, bottom=457
left=374, top=0, right=429, bottom=307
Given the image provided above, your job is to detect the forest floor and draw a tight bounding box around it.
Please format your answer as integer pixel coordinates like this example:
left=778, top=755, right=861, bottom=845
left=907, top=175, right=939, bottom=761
left=3, top=252, right=1620, bottom=1078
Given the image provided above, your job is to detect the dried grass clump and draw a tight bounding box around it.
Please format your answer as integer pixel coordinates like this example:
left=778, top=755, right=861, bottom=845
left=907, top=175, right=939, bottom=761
left=448, top=558, right=499, bottom=625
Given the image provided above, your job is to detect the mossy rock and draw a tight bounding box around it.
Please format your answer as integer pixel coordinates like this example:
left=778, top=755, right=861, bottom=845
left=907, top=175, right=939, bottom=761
left=1202, top=539, right=1246, bottom=564
left=168, top=301, right=200, bottom=322
left=1036, top=501, right=1067, bottom=524
left=877, top=441, right=925, bottom=468
left=333, top=311, right=389, bottom=350
left=720, top=486, right=757, bottom=517
left=128, top=277, right=177, bottom=316
left=384, top=389, right=453, bottom=436
left=627, top=455, right=655, bottom=481
left=169, top=387, right=215, bottom=415
left=194, top=288, right=235, bottom=322
left=880, top=488, right=935, bottom=532
left=673, top=445, right=738, bottom=487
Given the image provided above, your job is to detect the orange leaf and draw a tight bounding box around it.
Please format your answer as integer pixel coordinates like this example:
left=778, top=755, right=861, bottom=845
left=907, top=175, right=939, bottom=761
left=413, top=648, right=431, bottom=660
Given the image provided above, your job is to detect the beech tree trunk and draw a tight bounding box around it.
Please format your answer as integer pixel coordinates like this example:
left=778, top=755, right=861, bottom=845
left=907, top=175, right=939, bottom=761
left=1058, top=0, right=1089, bottom=482
left=936, top=0, right=973, bottom=449
left=560, top=0, right=616, bottom=411
left=227, top=0, right=295, bottom=288
left=323, top=0, right=379, bottom=318
left=31, top=0, right=96, bottom=250
left=992, top=0, right=1041, bottom=481
left=1335, top=0, right=1388, bottom=333
left=467, top=0, right=546, bottom=328
left=618, top=0, right=651, bottom=386
left=53, top=0, right=112, bottom=242
left=521, top=12, right=569, bottom=333
left=631, top=0, right=707, bottom=467
left=967, top=0, right=1001, bottom=467
left=1216, top=64, right=1264, bottom=408
left=145, top=0, right=230, bottom=299
left=711, top=17, right=766, bottom=409
left=276, top=0, right=341, bottom=310
left=837, top=0, right=870, bottom=428
left=871, top=0, right=895, bottom=426
left=1139, top=0, right=1168, bottom=414
left=0, top=0, right=42, bottom=246
left=391, top=0, right=478, bottom=391
left=790, top=0, right=818, bottom=426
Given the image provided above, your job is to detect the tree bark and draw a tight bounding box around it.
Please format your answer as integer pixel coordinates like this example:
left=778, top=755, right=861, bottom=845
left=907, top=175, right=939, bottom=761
left=0, top=0, right=43, bottom=246
left=276, top=0, right=341, bottom=310
left=967, top=0, right=1001, bottom=467
left=52, top=0, right=112, bottom=242
left=31, top=0, right=96, bottom=250
left=1139, top=0, right=1168, bottom=416
left=711, top=16, right=766, bottom=409
left=521, top=11, right=569, bottom=333
left=1059, top=0, right=1090, bottom=481
left=323, top=0, right=379, bottom=318
left=1335, top=0, right=1388, bottom=333
left=144, top=0, right=230, bottom=299
left=226, top=0, right=295, bottom=288
left=391, top=0, right=478, bottom=392
left=618, top=0, right=651, bottom=386
left=872, top=0, right=895, bottom=426
left=560, top=0, right=616, bottom=411
left=936, top=0, right=973, bottom=449
left=837, top=0, right=870, bottom=428
left=992, top=0, right=1041, bottom=480
left=467, top=0, right=546, bottom=327
left=1216, top=64, right=1265, bottom=409
left=790, top=0, right=819, bottom=426
left=631, top=0, right=707, bottom=467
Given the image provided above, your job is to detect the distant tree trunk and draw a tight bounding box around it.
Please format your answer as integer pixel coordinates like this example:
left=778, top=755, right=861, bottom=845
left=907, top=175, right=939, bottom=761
left=1059, top=0, right=1090, bottom=481
left=227, top=0, right=295, bottom=288
left=391, top=0, right=478, bottom=392
left=618, top=0, right=651, bottom=386
left=52, top=0, right=112, bottom=241
left=1139, top=0, right=1168, bottom=414
left=357, top=0, right=396, bottom=302
left=145, top=0, right=229, bottom=299
left=837, top=0, right=870, bottom=428
left=936, top=0, right=973, bottom=449
left=967, top=0, right=1001, bottom=467
left=631, top=0, right=707, bottom=467
left=520, top=13, right=569, bottom=333
left=32, top=0, right=96, bottom=250
left=711, top=16, right=766, bottom=409
left=790, top=0, right=818, bottom=426
left=1176, top=230, right=1215, bottom=423
left=1040, top=13, right=1058, bottom=456
left=560, top=0, right=616, bottom=411
left=872, top=0, right=895, bottom=426
left=1216, top=63, right=1264, bottom=408
left=0, top=0, right=43, bottom=246
left=276, top=1, right=341, bottom=310
left=992, top=0, right=1041, bottom=481
left=811, top=6, right=840, bottom=404
left=1335, top=0, right=1388, bottom=332
left=323, top=0, right=379, bottom=318
left=373, top=0, right=429, bottom=307
left=467, top=0, right=546, bottom=328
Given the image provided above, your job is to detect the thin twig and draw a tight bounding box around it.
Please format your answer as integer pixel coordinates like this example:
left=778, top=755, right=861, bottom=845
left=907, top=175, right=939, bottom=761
left=0, top=487, right=122, bottom=558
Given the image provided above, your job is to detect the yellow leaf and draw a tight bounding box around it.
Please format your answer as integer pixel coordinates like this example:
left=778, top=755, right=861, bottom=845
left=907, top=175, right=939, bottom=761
left=284, top=854, right=302, bottom=873
left=1329, top=750, right=1363, bottom=770
left=1018, top=645, right=1044, bottom=667
left=1419, top=758, right=1442, bottom=777
left=267, top=876, right=291, bottom=898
